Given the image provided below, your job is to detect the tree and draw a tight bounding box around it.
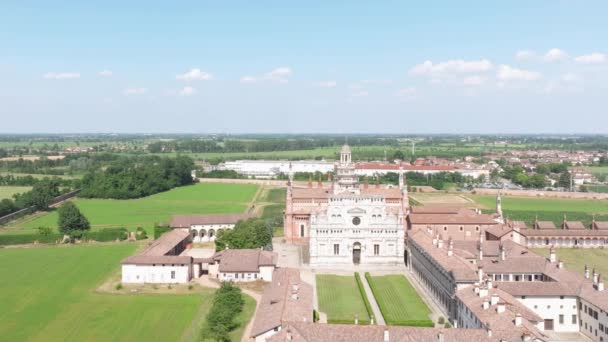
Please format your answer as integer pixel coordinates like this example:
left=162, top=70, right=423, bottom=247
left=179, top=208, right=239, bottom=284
left=392, top=150, right=405, bottom=161
left=58, top=202, right=90, bottom=235
left=215, top=218, right=272, bottom=251
left=30, top=178, right=60, bottom=210
left=558, top=171, right=571, bottom=189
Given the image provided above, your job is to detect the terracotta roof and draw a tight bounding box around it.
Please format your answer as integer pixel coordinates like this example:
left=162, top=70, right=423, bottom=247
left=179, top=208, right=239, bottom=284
left=484, top=225, right=513, bottom=239
left=268, top=322, right=492, bottom=342
left=593, top=221, right=608, bottom=230
left=563, top=221, right=586, bottom=230
left=216, top=249, right=276, bottom=273
left=408, top=212, right=498, bottom=225
left=250, top=268, right=313, bottom=338
left=534, top=221, right=556, bottom=230
left=121, top=255, right=192, bottom=265
left=291, top=187, right=330, bottom=199
left=170, top=213, right=255, bottom=228
left=495, top=281, right=577, bottom=296
left=120, top=229, right=191, bottom=265
left=456, top=287, right=545, bottom=342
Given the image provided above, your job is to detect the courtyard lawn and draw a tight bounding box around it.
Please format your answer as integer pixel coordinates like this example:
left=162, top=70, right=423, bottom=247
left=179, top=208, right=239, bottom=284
left=0, top=244, right=211, bottom=342
left=532, top=248, right=608, bottom=278
left=316, top=275, right=371, bottom=324
left=365, top=274, right=433, bottom=326
left=0, top=185, right=32, bottom=200
left=4, top=182, right=258, bottom=235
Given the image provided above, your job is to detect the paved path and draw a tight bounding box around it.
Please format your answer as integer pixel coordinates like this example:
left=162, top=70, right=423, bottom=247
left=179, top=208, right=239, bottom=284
left=358, top=272, right=385, bottom=325
left=195, top=276, right=261, bottom=342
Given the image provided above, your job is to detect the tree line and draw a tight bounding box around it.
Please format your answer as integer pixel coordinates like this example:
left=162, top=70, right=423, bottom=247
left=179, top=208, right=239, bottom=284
left=0, top=178, right=68, bottom=217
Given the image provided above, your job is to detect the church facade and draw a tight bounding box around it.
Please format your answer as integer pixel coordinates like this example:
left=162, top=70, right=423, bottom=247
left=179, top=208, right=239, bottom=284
left=284, top=144, right=409, bottom=266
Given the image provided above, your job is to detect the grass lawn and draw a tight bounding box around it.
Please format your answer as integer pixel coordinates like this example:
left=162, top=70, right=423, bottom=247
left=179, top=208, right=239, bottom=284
left=586, top=185, right=608, bottom=193
left=0, top=185, right=32, bottom=200
left=365, top=274, right=432, bottom=326
left=582, top=166, right=608, bottom=179
left=532, top=248, right=608, bottom=278
left=316, top=275, right=371, bottom=324
left=4, top=182, right=258, bottom=235
left=0, top=244, right=211, bottom=342
left=263, top=187, right=286, bottom=203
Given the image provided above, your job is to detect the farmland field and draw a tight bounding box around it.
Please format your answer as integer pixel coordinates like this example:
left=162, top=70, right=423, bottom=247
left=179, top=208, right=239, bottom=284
left=262, top=187, right=286, bottom=203
left=586, top=185, right=608, bottom=193
left=0, top=244, right=212, bottom=342
left=532, top=248, right=608, bottom=278
left=365, top=274, right=432, bottom=326
left=4, top=183, right=258, bottom=235
left=317, top=275, right=371, bottom=324
left=0, top=172, right=80, bottom=180
left=0, top=186, right=32, bottom=200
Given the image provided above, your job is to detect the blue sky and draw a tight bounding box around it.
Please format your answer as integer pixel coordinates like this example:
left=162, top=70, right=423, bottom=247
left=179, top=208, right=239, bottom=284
left=1, top=1, right=607, bottom=134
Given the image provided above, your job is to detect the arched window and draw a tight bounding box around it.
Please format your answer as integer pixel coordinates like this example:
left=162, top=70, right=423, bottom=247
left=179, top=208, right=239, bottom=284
left=300, top=224, right=305, bottom=237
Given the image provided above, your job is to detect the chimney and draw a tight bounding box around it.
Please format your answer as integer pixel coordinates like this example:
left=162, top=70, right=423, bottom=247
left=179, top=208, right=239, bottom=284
left=486, top=323, right=492, bottom=337
left=521, top=333, right=532, bottom=342
left=432, top=235, right=438, bottom=247
left=500, top=243, right=506, bottom=261
left=558, top=261, right=564, bottom=269
left=437, top=234, right=444, bottom=249
left=585, top=265, right=590, bottom=279
left=447, top=238, right=454, bottom=257
left=478, top=242, right=483, bottom=261
left=593, top=268, right=598, bottom=284
left=286, top=328, right=293, bottom=341
left=496, top=301, right=506, bottom=314
left=355, top=314, right=359, bottom=325
left=383, top=329, right=390, bottom=342
left=436, top=331, right=444, bottom=342
left=487, top=278, right=493, bottom=289
left=515, top=313, right=522, bottom=327
left=478, top=265, right=484, bottom=284
left=490, top=293, right=499, bottom=306
left=549, top=245, right=556, bottom=263
left=598, top=274, right=604, bottom=292
left=474, top=286, right=480, bottom=295
left=479, top=288, right=489, bottom=299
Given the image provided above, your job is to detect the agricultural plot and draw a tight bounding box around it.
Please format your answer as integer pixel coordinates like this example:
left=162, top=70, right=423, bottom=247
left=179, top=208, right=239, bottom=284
left=532, top=248, right=608, bottom=278
left=0, top=244, right=210, bottom=342
left=365, top=274, right=432, bottom=326
left=409, top=192, right=474, bottom=206
left=0, top=186, right=32, bottom=200
left=468, top=195, right=608, bottom=227
left=263, top=187, right=286, bottom=203
left=316, top=275, right=371, bottom=324
left=4, top=183, right=258, bottom=235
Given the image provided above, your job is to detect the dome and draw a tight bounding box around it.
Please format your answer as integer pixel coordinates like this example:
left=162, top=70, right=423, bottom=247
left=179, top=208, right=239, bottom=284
left=340, top=144, right=351, bottom=154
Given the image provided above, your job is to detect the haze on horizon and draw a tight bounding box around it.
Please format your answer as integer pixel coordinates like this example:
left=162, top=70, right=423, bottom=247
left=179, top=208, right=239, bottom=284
left=1, top=1, right=607, bottom=134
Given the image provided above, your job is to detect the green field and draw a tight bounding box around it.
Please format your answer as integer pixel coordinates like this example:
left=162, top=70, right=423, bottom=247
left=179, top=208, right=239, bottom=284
left=532, top=248, right=608, bottom=278
left=263, top=187, right=286, bottom=203
left=316, top=275, right=371, bottom=324
left=0, top=186, right=32, bottom=200
left=4, top=183, right=258, bottom=235
left=586, top=185, right=608, bottom=193
left=583, top=166, right=608, bottom=179
left=469, top=195, right=608, bottom=227
left=0, top=172, right=80, bottom=180
left=0, top=244, right=211, bottom=341
left=365, top=274, right=432, bottom=326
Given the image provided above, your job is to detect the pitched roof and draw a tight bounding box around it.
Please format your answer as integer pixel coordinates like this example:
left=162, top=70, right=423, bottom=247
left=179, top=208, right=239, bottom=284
left=593, top=221, right=608, bottom=230
left=534, top=221, right=556, bottom=229
left=563, top=220, right=586, bottom=230
left=520, top=229, right=608, bottom=237
left=267, top=322, right=492, bottom=342
left=170, top=213, right=255, bottom=228
left=121, top=229, right=191, bottom=265
left=250, top=268, right=313, bottom=338
left=216, top=249, right=276, bottom=273
left=410, top=205, right=464, bottom=214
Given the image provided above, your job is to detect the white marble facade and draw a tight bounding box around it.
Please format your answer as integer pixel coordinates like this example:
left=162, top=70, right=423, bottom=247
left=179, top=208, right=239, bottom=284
left=309, top=195, right=405, bottom=266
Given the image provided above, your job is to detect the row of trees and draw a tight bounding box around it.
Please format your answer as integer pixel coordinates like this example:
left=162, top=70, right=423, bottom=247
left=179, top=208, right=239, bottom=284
left=79, top=156, right=195, bottom=199
left=0, top=178, right=64, bottom=217
left=202, top=282, right=245, bottom=341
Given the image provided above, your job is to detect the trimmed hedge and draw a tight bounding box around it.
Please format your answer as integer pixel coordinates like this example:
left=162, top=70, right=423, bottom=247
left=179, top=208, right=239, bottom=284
left=0, top=233, right=62, bottom=246
left=354, top=272, right=374, bottom=322
left=83, top=228, right=128, bottom=242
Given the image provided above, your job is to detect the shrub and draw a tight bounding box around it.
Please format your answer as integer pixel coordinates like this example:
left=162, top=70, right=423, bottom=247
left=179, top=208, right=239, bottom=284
left=202, top=282, right=245, bottom=341
left=354, top=273, right=374, bottom=320
left=135, top=226, right=148, bottom=240
left=438, top=316, right=445, bottom=324
left=37, top=226, right=53, bottom=236
left=387, top=320, right=434, bottom=327
left=154, top=225, right=171, bottom=239
left=115, top=283, right=123, bottom=290
left=83, top=227, right=128, bottom=242
left=188, top=284, right=194, bottom=290
left=313, top=310, right=319, bottom=323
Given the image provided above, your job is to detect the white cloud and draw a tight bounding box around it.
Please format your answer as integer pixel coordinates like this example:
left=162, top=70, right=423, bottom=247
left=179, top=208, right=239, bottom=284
left=542, top=48, right=568, bottom=62
left=574, top=52, right=606, bottom=64
left=123, top=87, right=147, bottom=96
left=410, top=59, right=493, bottom=75
left=178, top=86, right=196, bottom=96
left=561, top=73, right=582, bottom=82
left=43, top=72, right=80, bottom=80
left=240, top=67, right=293, bottom=84
left=515, top=50, right=536, bottom=61
left=463, top=76, right=485, bottom=86
left=497, top=65, right=541, bottom=82
left=98, top=70, right=113, bottom=77
left=395, top=87, right=416, bottom=99
left=351, top=90, right=369, bottom=97
left=176, top=68, right=213, bottom=81
left=314, top=80, right=337, bottom=88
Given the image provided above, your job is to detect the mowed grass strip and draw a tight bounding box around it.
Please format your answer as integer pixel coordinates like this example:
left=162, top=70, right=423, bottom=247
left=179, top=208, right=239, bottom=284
left=316, top=275, right=371, bottom=324
left=5, top=183, right=258, bottom=235
left=0, top=244, right=210, bottom=342
left=0, top=186, right=32, bottom=200
left=532, top=248, right=608, bottom=278
left=469, top=195, right=608, bottom=213
left=366, top=274, right=432, bottom=326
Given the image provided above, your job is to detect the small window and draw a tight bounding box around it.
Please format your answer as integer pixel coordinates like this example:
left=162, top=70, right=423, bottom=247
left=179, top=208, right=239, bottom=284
left=459, top=226, right=464, bottom=231
left=374, top=244, right=380, bottom=256
left=333, top=244, right=340, bottom=255
left=170, top=271, right=176, bottom=279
